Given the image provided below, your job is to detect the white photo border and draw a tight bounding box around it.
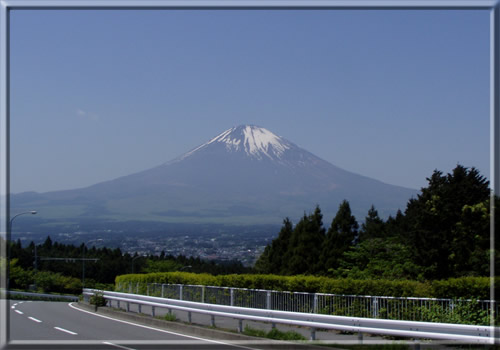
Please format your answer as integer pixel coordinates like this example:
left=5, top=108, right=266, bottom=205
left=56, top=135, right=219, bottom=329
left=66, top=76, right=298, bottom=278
left=1, top=0, right=498, bottom=347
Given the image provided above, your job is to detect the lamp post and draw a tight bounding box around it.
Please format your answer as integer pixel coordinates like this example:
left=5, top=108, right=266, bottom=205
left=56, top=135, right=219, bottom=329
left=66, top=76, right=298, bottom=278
left=7, top=211, right=37, bottom=289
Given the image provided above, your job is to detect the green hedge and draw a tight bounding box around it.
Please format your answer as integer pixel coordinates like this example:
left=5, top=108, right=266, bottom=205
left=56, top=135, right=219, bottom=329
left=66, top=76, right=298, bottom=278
left=115, top=273, right=494, bottom=299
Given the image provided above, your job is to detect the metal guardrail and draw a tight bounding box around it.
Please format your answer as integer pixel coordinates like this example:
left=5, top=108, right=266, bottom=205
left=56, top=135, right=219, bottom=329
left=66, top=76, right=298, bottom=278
left=117, top=282, right=497, bottom=325
left=84, top=288, right=498, bottom=344
left=6, top=290, right=79, bottom=301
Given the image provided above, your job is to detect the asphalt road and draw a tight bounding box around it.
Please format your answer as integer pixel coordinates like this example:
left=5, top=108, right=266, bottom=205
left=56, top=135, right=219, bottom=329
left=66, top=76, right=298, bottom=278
left=7, top=300, right=259, bottom=350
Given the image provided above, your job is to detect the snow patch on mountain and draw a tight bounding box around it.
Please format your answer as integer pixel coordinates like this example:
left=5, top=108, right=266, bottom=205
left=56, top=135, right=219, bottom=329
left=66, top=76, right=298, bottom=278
left=242, top=125, right=290, bottom=159
left=175, top=125, right=291, bottom=162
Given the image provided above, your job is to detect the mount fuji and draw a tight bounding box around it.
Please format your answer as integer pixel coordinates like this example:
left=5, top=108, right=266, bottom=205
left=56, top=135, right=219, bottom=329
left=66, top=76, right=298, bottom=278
left=11, top=125, right=417, bottom=227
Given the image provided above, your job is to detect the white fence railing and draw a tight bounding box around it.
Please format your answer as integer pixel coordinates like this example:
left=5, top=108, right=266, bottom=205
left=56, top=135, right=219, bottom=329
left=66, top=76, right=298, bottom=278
left=83, top=288, right=498, bottom=344
left=116, top=282, right=497, bottom=325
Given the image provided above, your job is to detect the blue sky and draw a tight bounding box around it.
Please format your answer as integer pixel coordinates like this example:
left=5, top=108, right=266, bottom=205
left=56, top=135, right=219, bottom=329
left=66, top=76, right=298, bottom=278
left=10, top=8, right=490, bottom=193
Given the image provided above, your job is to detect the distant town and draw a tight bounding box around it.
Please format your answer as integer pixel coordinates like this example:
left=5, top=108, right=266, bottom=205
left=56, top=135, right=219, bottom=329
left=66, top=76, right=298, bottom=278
left=11, top=229, right=271, bottom=267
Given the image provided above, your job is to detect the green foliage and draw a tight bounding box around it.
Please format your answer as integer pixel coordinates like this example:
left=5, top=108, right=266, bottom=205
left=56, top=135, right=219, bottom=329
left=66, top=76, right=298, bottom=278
left=331, top=238, right=424, bottom=280
left=9, top=259, right=35, bottom=290
left=115, top=272, right=490, bottom=299
left=417, top=299, right=491, bottom=325
left=254, top=218, right=293, bottom=274
left=338, top=344, right=410, bottom=350
left=285, top=206, right=326, bottom=275
left=34, top=270, right=82, bottom=294
left=243, top=326, right=306, bottom=341
left=405, top=165, right=491, bottom=279
left=359, top=205, right=385, bottom=242
left=89, top=291, right=107, bottom=307
left=143, top=259, right=182, bottom=273
left=163, top=312, right=177, bottom=321
left=319, top=200, right=358, bottom=274
left=256, top=164, right=494, bottom=282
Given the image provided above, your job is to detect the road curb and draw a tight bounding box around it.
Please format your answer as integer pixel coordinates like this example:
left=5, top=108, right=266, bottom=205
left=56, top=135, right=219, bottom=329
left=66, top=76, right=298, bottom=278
left=76, top=302, right=332, bottom=349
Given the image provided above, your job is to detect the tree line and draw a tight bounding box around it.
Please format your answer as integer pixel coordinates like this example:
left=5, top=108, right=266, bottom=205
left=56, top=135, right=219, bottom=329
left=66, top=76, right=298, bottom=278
left=6, top=237, right=249, bottom=292
left=255, top=165, right=497, bottom=280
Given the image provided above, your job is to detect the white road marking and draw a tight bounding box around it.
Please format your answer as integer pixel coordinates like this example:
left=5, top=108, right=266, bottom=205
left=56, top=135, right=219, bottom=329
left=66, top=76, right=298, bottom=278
left=54, top=327, right=78, bottom=335
left=14, top=310, right=23, bottom=315
left=69, top=302, right=261, bottom=350
left=19, top=301, right=24, bottom=304
left=11, top=306, right=15, bottom=309
left=28, top=317, right=42, bottom=323
left=102, top=341, right=136, bottom=350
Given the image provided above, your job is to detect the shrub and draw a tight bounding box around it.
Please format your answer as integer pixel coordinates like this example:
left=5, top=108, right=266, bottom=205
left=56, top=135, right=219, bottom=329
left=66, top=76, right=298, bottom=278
left=89, top=291, right=107, bottom=307
left=115, top=273, right=491, bottom=299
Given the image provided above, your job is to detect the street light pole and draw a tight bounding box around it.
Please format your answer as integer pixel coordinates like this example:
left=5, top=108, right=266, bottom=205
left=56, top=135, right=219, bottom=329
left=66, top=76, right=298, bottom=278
left=7, top=211, right=37, bottom=289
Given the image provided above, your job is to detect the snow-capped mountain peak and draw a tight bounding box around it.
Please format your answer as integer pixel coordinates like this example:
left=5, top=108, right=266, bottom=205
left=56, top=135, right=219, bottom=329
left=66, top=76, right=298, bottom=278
left=178, top=125, right=292, bottom=161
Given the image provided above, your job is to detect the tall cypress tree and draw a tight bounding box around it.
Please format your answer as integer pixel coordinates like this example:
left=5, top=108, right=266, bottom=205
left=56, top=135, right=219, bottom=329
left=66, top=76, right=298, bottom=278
left=285, top=206, right=325, bottom=275
left=270, top=218, right=293, bottom=274
left=405, top=165, right=490, bottom=279
left=254, top=218, right=294, bottom=274
left=358, top=205, right=385, bottom=242
left=319, top=200, right=358, bottom=274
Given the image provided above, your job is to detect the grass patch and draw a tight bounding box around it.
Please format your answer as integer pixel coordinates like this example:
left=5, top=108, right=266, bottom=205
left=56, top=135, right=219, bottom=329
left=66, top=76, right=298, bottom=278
left=335, top=344, right=410, bottom=350
left=163, top=312, right=177, bottom=322
left=243, top=325, right=306, bottom=341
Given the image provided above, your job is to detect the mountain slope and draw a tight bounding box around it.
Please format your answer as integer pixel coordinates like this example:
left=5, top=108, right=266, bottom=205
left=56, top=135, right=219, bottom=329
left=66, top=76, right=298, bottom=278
left=12, top=125, right=417, bottom=225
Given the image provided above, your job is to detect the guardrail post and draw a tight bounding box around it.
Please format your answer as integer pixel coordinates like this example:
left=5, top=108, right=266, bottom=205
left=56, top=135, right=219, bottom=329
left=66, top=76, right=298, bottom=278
left=180, top=285, right=183, bottom=300
left=202, top=286, right=205, bottom=303
left=188, top=311, right=192, bottom=324
left=147, top=284, right=149, bottom=296
left=266, top=291, right=271, bottom=309
left=358, top=332, right=363, bottom=344
left=152, top=306, right=155, bottom=318
left=310, top=328, right=316, bottom=341
left=161, top=284, right=165, bottom=298
left=127, top=302, right=130, bottom=312
left=136, top=282, right=139, bottom=294
left=117, top=300, right=120, bottom=309
left=238, top=319, right=243, bottom=333
left=138, top=304, right=142, bottom=313
left=313, top=293, right=318, bottom=313
left=372, top=297, right=379, bottom=318
left=210, top=315, right=215, bottom=327
left=230, top=288, right=234, bottom=306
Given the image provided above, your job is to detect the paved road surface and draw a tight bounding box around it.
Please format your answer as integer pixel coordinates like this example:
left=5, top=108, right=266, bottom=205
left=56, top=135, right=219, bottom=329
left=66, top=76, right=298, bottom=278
left=8, top=300, right=259, bottom=350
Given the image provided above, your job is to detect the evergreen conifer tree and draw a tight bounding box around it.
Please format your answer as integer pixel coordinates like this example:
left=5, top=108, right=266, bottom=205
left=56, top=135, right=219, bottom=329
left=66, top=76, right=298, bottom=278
left=358, top=205, right=385, bottom=242
left=405, top=165, right=490, bottom=279
left=319, top=200, right=358, bottom=275
left=285, top=206, right=325, bottom=275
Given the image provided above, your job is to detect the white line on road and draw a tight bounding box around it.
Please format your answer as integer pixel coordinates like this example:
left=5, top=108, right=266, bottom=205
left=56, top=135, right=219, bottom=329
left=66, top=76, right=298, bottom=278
left=14, top=310, right=23, bottom=315
left=54, top=327, right=78, bottom=335
left=102, top=341, right=136, bottom=350
left=28, top=317, right=42, bottom=323
left=11, top=306, right=15, bottom=309
left=69, top=303, right=261, bottom=350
